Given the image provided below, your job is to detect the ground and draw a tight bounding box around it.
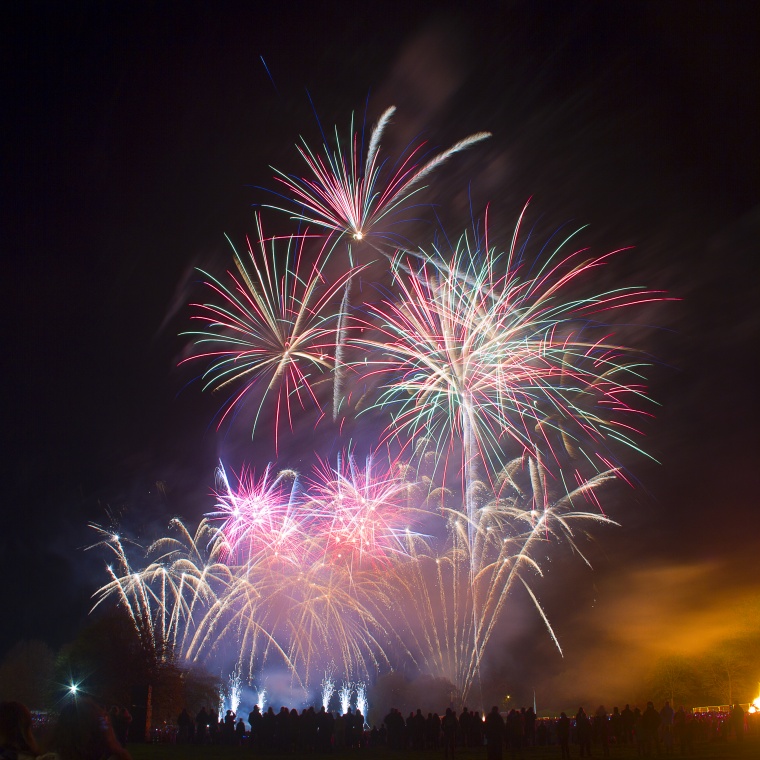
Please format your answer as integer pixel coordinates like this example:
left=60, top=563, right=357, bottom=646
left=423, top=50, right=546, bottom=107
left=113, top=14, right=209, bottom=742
left=126, top=737, right=760, bottom=760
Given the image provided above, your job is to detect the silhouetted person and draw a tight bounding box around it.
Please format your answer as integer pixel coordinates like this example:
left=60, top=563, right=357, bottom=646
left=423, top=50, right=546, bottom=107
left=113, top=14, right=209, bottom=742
left=557, top=712, right=571, bottom=760
left=609, top=707, right=621, bottom=746
left=177, top=708, right=192, bottom=744
left=427, top=712, right=441, bottom=749
left=673, top=707, right=686, bottom=754
left=459, top=707, right=471, bottom=748
left=506, top=709, right=524, bottom=759
left=248, top=704, right=262, bottom=751
left=195, top=707, right=209, bottom=744
left=729, top=704, right=744, bottom=743
left=640, top=701, right=661, bottom=757
left=223, top=710, right=235, bottom=744
left=660, top=701, right=674, bottom=754
left=620, top=704, right=634, bottom=746
left=472, top=711, right=483, bottom=747
left=406, top=708, right=421, bottom=749
left=575, top=708, right=591, bottom=758
left=41, top=696, right=131, bottom=760
left=485, top=706, right=506, bottom=760
left=0, top=701, right=41, bottom=760
left=593, top=706, right=609, bottom=757
left=354, top=709, right=365, bottom=748
left=442, top=708, right=458, bottom=759
left=524, top=707, right=536, bottom=747
left=262, top=707, right=275, bottom=751
left=207, top=710, right=218, bottom=744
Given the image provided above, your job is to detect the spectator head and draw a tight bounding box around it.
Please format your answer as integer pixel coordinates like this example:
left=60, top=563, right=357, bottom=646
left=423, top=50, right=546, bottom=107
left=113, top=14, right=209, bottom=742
left=0, top=701, right=40, bottom=755
left=47, top=696, right=128, bottom=760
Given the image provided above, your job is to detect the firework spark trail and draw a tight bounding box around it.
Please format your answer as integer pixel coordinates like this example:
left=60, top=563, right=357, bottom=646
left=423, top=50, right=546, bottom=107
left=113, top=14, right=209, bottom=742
left=227, top=667, right=242, bottom=715
left=302, top=451, right=427, bottom=571
left=209, top=462, right=303, bottom=565
left=355, top=681, right=369, bottom=724
left=89, top=527, right=159, bottom=656
left=333, top=272, right=353, bottom=420
left=266, top=106, right=489, bottom=420
left=321, top=672, right=336, bottom=710
left=89, top=519, right=232, bottom=663
left=338, top=682, right=352, bottom=715
left=267, top=106, right=491, bottom=244
left=354, top=208, right=661, bottom=494
left=392, top=457, right=618, bottom=704
left=181, top=216, right=362, bottom=451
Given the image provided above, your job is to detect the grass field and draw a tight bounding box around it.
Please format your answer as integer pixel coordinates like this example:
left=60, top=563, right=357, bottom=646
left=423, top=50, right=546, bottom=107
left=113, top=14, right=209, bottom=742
left=126, top=737, right=760, bottom=760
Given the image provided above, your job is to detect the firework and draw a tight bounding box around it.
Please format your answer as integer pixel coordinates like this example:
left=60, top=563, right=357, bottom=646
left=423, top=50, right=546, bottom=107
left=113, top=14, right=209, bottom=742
left=223, top=667, right=242, bottom=715
left=91, top=102, right=665, bottom=710
left=89, top=519, right=231, bottom=663
left=393, top=457, right=618, bottom=704
left=338, top=682, right=352, bottom=715
left=264, top=107, right=489, bottom=422
left=267, top=106, right=491, bottom=244
left=355, top=681, right=369, bottom=724
left=181, top=215, right=360, bottom=450
left=173, top=457, right=405, bottom=684
left=355, top=205, right=662, bottom=489
left=302, top=451, right=425, bottom=570
left=321, top=672, right=336, bottom=711
left=209, top=462, right=303, bottom=565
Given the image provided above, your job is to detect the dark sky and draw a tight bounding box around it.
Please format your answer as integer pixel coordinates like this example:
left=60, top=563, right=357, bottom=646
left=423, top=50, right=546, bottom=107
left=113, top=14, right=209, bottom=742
left=3, top=1, right=759, bottom=707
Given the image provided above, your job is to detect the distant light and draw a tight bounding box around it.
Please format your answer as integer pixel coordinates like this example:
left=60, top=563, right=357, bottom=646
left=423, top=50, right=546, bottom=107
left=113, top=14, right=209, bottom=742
left=69, top=684, right=79, bottom=695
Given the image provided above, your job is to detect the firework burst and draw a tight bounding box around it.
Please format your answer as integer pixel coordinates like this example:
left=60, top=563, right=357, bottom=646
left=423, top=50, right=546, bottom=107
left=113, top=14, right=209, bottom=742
left=209, top=462, right=303, bottom=565
left=356, top=204, right=663, bottom=486
left=303, top=451, right=424, bottom=570
left=267, top=106, right=491, bottom=245
left=182, top=215, right=360, bottom=450
left=89, top=519, right=231, bottom=663
left=393, top=456, right=618, bottom=704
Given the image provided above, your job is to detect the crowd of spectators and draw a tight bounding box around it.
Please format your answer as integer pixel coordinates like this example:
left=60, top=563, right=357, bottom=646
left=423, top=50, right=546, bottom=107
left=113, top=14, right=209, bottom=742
left=165, top=698, right=753, bottom=754
left=0, top=698, right=131, bottom=760
left=2, top=696, right=755, bottom=758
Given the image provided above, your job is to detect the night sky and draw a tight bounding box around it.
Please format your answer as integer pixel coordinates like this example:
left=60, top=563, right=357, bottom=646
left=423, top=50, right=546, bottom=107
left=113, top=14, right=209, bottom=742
left=3, top=2, right=758, bottom=708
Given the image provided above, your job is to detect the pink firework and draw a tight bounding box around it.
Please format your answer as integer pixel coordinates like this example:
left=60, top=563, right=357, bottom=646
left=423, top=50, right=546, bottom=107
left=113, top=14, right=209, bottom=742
left=209, top=462, right=304, bottom=566
left=181, top=216, right=359, bottom=452
left=267, top=106, right=491, bottom=244
left=303, top=453, right=423, bottom=570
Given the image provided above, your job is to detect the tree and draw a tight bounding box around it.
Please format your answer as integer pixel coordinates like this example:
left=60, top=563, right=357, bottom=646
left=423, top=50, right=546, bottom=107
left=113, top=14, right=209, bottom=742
left=0, top=640, right=56, bottom=708
left=150, top=662, right=219, bottom=725
left=370, top=671, right=457, bottom=717
left=55, top=607, right=152, bottom=708
left=648, top=655, right=699, bottom=707
left=54, top=607, right=220, bottom=730
left=701, top=638, right=754, bottom=705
